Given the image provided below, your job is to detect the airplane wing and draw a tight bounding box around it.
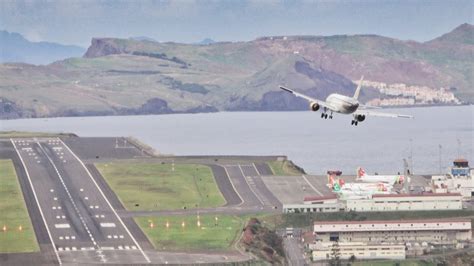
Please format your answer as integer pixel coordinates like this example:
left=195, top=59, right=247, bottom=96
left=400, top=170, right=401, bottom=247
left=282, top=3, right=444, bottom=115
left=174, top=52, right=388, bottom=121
left=279, top=86, right=336, bottom=111
left=358, top=104, right=381, bottom=109
left=355, top=109, right=413, bottom=118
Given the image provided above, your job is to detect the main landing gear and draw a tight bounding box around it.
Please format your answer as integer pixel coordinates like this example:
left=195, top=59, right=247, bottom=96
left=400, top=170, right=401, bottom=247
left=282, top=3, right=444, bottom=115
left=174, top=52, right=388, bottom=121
left=351, top=114, right=365, bottom=126
left=321, top=110, right=333, bottom=119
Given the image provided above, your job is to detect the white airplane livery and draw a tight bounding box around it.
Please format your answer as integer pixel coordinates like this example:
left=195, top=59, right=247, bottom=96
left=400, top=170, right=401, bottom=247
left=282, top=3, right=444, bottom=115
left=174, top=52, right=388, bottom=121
left=328, top=175, right=392, bottom=193
left=356, top=167, right=405, bottom=185
left=279, top=76, right=413, bottom=126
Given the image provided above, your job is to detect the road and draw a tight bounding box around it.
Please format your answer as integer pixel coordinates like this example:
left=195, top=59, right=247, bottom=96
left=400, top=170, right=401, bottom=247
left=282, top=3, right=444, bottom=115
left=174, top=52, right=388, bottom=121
left=284, top=237, right=307, bottom=266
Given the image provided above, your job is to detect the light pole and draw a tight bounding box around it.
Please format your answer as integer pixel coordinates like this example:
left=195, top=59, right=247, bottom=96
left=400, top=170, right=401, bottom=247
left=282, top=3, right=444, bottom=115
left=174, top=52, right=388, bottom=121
left=438, top=144, right=442, bottom=174
left=457, top=138, right=461, bottom=158
left=409, top=138, right=413, bottom=174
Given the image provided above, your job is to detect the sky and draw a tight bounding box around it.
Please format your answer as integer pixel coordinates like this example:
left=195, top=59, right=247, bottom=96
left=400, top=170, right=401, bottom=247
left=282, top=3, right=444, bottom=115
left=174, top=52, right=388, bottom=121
left=1, top=0, right=472, bottom=47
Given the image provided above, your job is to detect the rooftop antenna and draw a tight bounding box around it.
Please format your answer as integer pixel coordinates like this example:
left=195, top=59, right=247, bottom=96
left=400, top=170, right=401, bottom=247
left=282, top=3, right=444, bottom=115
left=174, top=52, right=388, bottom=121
left=409, top=138, right=414, bottom=174
left=403, top=158, right=410, bottom=193
left=456, top=138, right=461, bottom=158
left=439, top=144, right=442, bottom=174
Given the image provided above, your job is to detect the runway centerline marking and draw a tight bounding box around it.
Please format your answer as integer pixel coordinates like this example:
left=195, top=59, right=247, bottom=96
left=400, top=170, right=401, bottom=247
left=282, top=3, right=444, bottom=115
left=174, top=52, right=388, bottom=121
left=36, top=141, right=102, bottom=258
left=57, top=138, right=151, bottom=263
left=10, top=139, right=62, bottom=265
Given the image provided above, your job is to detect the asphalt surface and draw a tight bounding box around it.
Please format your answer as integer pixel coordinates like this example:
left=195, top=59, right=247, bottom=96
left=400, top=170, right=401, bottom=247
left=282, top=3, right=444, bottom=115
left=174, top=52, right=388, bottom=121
left=207, top=164, right=242, bottom=206
left=2, top=137, right=279, bottom=265
left=9, top=138, right=151, bottom=264
left=0, top=140, right=59, bottom=265
left=62, top=137, right=149, bottom=160
left=284, top=237, right=307, bottom=266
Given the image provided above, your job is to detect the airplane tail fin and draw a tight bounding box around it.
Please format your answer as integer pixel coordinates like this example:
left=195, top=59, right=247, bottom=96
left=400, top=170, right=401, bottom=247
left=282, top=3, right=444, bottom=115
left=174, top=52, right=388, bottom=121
left=353, top=76, right=364, bottom=100
left=329, top=175, right=343, bottom=192
left=398, top=175, right=405, bottom=184
left=328, top=175, right=334, bottom=188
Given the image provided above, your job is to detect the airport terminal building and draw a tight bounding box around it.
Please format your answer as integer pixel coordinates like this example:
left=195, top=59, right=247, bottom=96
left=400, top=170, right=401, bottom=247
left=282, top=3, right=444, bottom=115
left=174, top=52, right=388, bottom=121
left=309, top=242, right=406, bottom=261
left=283, top=193, right=462, bottom=213
left=313, top=218, right=472, bottom=244
left=344, top=193, right=463, bottom=212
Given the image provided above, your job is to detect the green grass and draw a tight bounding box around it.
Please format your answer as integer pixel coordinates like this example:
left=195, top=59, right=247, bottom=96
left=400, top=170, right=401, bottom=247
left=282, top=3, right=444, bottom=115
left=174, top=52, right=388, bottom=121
left=0, top=131, right=75, bottom=138
left=95, top=162, right=226, bottom=211
left=268, top=160, right=303, bottom=176
left=135, top=214, right=246, bottom=251
left=0, top=160, right=39, bottom=253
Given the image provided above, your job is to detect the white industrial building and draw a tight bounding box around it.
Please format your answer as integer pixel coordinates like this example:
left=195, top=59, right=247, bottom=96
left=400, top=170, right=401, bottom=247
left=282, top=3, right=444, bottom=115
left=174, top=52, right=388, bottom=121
left=283, top=194, right=343, bottom=213
left=344, top=193, right=463, bottom=212
left=309, top=242, right=406, bottom=261
left=313, top=219, right=472, bottom=244
left=283, top=193, right=462, bottom=213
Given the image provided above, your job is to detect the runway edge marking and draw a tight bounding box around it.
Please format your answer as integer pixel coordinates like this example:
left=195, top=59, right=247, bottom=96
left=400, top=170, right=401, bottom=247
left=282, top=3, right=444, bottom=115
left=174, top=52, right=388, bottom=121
left=57, top=138, right=151, bottom=263
left=36, top=142, right=101, bottom=254
left=10, top=138, right=62, bottom=265
left=218, top=164, right=245, bottom=206
left=238, top=165, right=265, bottom=206
left=252, top=163, right=261, bottom=176
left=301, top=175, right=323, bottom=196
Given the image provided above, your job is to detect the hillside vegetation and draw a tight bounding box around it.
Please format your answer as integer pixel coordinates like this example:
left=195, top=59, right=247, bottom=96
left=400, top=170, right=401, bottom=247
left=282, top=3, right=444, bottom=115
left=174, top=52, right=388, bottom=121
left=1, top=24, right=472, bottom=119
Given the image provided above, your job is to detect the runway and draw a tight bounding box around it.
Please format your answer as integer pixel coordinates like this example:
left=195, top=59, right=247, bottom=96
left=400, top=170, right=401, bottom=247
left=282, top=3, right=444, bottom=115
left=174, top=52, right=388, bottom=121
left=10, top=138, right=150, bottom=264
left=3, top=137, right=273, bottom=265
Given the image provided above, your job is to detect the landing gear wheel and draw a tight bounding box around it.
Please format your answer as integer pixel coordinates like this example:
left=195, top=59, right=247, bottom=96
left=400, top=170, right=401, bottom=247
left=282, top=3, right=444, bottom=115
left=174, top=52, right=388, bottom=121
left=325, top=114, right=329, bottom=119
left=321, top=113, right=325, bottom=118
left=351, top=120, right=355, bottom=125
left=355, top=121, right=358, bottom=126
left=329, top=115, right=333, bottom=119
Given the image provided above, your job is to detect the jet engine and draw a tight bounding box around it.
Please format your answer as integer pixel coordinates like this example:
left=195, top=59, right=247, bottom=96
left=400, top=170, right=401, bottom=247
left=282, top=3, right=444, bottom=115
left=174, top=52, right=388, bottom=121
left=355, top=114, right=366, bottom=122
left=310, top=102, right=320, bottom=112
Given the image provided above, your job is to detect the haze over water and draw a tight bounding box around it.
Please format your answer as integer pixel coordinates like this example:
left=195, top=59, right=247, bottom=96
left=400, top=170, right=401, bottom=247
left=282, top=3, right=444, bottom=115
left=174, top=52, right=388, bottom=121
left=1, top=105, right=472, bottom=175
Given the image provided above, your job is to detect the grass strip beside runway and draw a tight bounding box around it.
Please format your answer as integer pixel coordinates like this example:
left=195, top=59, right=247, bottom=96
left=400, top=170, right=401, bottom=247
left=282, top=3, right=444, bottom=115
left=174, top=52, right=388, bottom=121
left=267, top=160, right=303, bottom=176
left=135, top=214, right=245, bottom=251
left=0, top=160, right=39, bottom=253
left=96, top=162, right=226, bottom=211
left=0, top=131, right=75, bottom=138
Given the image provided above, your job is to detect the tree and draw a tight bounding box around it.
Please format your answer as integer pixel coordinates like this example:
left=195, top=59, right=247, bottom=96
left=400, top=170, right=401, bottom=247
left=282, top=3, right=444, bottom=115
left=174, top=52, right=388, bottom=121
left=348, top=255, right=356, bottom=265
left=329, top=241, right=341, bottom=266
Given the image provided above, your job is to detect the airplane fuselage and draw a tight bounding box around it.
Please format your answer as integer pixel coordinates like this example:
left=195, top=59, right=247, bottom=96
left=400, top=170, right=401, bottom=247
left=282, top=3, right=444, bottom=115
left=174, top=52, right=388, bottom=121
left=325, top=94, right=359, bottom=114
left=358, top=175, right=405, bottom=184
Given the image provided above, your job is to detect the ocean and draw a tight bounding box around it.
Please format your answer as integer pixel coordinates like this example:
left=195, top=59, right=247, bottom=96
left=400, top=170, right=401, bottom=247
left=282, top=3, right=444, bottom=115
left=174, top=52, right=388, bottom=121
left=1, top=105, right=472, bottom=175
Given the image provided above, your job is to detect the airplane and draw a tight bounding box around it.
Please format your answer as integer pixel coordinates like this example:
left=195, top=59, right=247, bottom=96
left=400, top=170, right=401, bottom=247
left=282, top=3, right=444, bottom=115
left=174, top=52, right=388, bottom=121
left=279, top=76, right=413, bottom=126
left=356, top=167, right=405, bottom=185
left=328, top=175, right=392, bottom=196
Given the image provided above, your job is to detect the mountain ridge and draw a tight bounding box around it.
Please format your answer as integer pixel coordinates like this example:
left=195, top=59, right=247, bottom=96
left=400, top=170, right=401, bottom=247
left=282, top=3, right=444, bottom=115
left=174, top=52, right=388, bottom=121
left=0, top=24, right=472, bottom=119
left=0, top=30, right=86, bottom=65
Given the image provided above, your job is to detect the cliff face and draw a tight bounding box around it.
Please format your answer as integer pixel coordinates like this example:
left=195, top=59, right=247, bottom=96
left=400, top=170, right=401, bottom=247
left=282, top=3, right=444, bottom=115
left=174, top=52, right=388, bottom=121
left=83, top=38, right=125, bottom=58
left=0, top=24, right=472, bottom=119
